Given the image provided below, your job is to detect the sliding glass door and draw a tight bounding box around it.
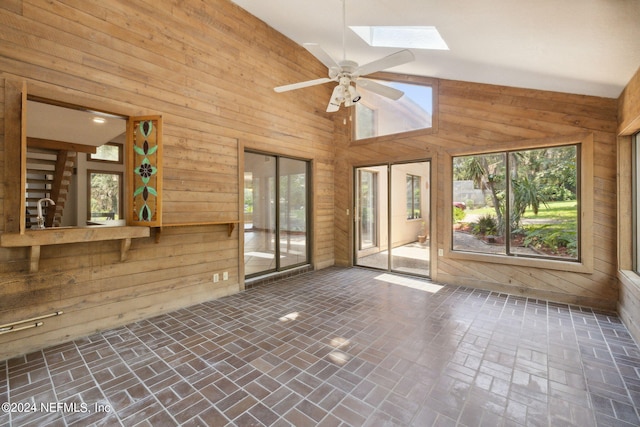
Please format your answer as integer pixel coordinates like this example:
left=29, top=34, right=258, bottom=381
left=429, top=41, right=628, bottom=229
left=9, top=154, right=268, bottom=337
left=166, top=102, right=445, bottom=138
left=390, top=162, right=431, bottom=276
left=279, top=157, right=309, bottom=269
left=358, top=170, right=378, bottom=250
left=244, top=152, right=310, bottom=278
left=355, top=161, right=431, bottom=277
left=355, top=166, right=388, bottom=269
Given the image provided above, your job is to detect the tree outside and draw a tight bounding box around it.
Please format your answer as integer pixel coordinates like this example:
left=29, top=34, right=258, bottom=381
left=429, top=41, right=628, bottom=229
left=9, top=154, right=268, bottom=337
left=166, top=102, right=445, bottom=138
left=90, top=172, right=121, bottom=220
left=453, top=145, right=578, bottom=259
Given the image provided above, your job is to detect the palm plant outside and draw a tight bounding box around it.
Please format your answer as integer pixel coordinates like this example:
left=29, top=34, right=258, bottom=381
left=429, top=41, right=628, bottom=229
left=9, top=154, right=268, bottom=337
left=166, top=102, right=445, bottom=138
left=453, top=146, right=578, bottom=258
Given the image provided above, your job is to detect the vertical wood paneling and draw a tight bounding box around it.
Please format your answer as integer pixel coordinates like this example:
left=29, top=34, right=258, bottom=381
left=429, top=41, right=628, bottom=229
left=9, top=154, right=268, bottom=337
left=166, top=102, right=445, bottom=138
left=0, top=0, right=335, bottom=360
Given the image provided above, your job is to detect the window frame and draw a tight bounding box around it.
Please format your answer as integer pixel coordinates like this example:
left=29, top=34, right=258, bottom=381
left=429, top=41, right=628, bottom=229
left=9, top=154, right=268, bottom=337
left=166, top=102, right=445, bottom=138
left=350, top=73, right=438, bottom=145
left=87, top=142, right=123, bottom=164
left=618, top=131, right=640, bottom=294
left=633, top=132, right=640, bottom=273
left=4, top=84, right=162, bottom=232
left=444, top=134, right=594, bottom=274
left=452, top=144, right=580, bottom=262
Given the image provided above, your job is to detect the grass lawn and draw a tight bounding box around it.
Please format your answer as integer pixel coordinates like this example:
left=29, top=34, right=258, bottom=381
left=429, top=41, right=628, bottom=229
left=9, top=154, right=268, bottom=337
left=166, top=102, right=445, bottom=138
left=463, top=200, right=577, bottom=224
left=460, top=200, right=578, bottom=257
left=521, top=200, right=577, bottom=221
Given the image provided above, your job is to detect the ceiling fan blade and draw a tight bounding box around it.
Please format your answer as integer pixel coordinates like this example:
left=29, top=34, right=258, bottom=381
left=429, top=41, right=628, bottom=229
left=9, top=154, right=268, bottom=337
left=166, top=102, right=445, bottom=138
left=274, top=77, right=333, bottom=93
left=303, top=43, right=340, bottom=71
left=357, top=78, right=405, bottom=100
left=355, top=49, right=415, bottom=77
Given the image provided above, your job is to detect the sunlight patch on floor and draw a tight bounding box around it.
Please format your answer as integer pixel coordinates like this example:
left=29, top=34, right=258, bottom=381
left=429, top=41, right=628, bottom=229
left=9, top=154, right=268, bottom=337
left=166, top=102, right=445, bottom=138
left=328, top=350, right=350, bottom=365
left=279, top=312, right=299, bottom=322
left=374, top=273, right=443, bottom=293
left=327, top=336, right=351, bottom=365
left=330, top=337, right=350, bottom=348
left=390, top=245, right=428, bottom=259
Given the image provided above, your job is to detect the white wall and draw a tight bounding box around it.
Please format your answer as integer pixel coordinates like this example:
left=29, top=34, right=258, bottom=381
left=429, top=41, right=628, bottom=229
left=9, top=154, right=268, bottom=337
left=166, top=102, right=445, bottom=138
left=391, top=162, right=430, bottom=247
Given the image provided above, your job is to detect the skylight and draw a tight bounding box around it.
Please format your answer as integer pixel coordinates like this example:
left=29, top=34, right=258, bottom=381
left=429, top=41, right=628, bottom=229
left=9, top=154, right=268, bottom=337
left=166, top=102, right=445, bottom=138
left=350, top=26, right=449, bottom=50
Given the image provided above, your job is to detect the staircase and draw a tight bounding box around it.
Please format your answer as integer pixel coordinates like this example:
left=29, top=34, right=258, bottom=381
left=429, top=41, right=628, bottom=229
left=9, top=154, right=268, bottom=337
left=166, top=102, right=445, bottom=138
left=25, top=143, right=77, bottom=228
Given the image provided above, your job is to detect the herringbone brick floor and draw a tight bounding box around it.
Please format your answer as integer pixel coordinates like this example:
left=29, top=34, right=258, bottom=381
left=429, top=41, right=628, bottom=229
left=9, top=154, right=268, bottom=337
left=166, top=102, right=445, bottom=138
left=1, top=267, right=639, bottom=426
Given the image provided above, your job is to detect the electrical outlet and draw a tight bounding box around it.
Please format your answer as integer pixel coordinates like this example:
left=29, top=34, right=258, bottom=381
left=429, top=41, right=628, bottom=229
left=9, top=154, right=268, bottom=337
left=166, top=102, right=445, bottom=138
left=213, top=273, right=219, bottom=283
left=438, top=249, right=444, bottom=256
left=223, top=271, right=229, bottom=280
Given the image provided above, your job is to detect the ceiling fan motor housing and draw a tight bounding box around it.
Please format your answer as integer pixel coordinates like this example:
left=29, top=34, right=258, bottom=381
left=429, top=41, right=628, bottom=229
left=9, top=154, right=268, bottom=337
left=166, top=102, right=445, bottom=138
left=338, top=60, right=358, bottom=74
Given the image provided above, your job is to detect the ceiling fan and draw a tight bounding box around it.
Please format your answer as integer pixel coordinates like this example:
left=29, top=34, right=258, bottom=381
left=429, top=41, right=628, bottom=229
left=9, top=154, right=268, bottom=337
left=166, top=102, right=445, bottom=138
left=273, top=0, right=415, bottom=113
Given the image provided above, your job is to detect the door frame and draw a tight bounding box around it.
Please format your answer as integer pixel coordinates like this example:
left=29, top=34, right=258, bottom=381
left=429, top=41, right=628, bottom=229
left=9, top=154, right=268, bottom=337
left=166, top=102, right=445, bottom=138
left=353, top=159, right=432, bottom=278
left=355, top=167, right=382, bottom=258
left=243, top=150, right=312, bottom=279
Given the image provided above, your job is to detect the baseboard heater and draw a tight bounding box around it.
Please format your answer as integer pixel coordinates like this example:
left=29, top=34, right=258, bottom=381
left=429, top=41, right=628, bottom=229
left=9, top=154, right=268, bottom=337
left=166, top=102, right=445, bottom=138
left=0, top=311, right=63, bottom=335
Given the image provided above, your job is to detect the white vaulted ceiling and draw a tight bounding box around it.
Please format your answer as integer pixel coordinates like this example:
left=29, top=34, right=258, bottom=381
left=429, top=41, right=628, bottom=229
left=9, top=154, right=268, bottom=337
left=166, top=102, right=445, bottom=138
left=230, top=0, right=640, bottom=98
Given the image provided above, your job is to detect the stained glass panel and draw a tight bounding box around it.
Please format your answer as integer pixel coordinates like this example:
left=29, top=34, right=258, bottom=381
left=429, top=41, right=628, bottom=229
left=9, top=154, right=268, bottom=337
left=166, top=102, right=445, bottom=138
left=128, top=116, right=162, bottom=226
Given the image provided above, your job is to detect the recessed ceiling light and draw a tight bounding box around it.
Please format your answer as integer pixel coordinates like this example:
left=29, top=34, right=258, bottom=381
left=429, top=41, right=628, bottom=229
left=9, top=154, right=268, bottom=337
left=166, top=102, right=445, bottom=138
left=350, top=26, right=449, bottom=50
left=92, top=117, right=106, bottom=124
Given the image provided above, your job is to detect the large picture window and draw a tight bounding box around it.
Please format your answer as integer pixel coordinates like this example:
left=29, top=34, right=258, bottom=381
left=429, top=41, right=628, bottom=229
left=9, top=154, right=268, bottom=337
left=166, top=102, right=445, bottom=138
left=452, top=145, right=579, bottom=261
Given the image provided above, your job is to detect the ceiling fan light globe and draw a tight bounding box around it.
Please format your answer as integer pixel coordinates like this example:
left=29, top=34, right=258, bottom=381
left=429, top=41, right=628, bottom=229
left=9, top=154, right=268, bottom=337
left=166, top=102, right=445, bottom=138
left=348, top=86, right=361, bottom=103
left=327, top=84, right=346, bottom=112
left=337, top=77, right=349, bottom=87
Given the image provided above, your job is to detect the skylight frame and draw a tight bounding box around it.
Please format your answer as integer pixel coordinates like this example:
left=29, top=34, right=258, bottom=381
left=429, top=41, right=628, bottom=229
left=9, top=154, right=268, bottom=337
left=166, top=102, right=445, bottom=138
left=350, top=26, right=449, bottom=50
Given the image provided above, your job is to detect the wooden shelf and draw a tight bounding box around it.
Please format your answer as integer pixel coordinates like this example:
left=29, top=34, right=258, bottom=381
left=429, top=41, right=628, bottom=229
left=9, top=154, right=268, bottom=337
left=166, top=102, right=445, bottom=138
left=155, top=221, right=239, bottom=242
left=1, top=226, right=150, bottom=272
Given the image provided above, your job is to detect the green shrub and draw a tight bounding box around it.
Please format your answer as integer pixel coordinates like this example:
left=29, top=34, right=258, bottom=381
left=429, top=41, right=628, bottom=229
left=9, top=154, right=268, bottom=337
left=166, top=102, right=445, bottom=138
left=453, top=207, right=466, bottom=222
left=523, top=226, right=577, bottom=257
left=472, top=215, right=497, bottom=235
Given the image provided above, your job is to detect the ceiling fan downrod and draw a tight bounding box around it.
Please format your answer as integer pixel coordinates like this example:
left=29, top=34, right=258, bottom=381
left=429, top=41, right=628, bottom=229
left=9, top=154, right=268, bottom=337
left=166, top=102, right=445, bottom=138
left=272, top=0, right=415, bottom=112
left=342, top=0, right=347, bottom=62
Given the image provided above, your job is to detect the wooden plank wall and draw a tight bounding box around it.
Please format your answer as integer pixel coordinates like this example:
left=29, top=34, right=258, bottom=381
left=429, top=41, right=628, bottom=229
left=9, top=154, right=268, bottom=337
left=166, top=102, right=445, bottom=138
left=335, top=77, right=619, bottom=309
left=617, top=66, right=640, bottom=343
left=619, top=67, right=640, bottom=135
left=0, top=0, right=336, bottom=360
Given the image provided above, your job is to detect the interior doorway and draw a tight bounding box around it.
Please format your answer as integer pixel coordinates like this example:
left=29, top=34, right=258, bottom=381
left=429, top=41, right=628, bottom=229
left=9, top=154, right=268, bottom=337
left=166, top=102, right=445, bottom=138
left=354, top=161, right=431, bottom=277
